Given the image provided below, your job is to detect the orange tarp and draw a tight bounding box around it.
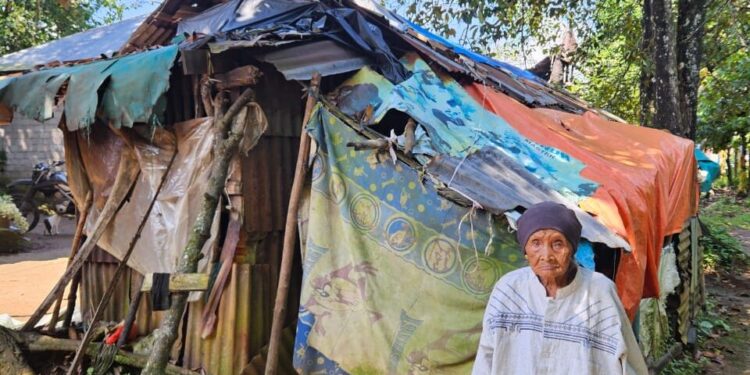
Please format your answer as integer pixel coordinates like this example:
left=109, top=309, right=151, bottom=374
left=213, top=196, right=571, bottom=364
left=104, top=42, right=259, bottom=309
left=465, top=83, right=699, bottom=317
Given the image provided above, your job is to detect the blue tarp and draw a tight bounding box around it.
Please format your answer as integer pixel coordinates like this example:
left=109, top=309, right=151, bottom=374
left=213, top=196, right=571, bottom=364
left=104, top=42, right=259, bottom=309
left=695, top=148, right=720, bottom=192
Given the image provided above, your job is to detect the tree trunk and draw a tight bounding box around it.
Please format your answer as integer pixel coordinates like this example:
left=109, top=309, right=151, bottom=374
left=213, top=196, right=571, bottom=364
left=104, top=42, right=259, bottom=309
left=640, top=0, right=655, bottom=127
left=650, top=0, right=686, bottom=137
left=142, top=86, right=265, bottom=375
left=676, top=0, right=705, bottom=140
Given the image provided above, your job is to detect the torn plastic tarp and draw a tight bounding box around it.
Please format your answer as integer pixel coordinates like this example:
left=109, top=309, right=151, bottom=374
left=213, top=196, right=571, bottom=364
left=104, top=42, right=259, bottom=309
left=0, top=45, right=178, bottom=130
left=102, top=119, right=215, bottom=274
left=73, top=118, right=216, bottom=275
left=223, top=0, right=315, bottom=32
left=176, top=0, right=243, bottom=36
left=464, top=84, right=698, bottom=317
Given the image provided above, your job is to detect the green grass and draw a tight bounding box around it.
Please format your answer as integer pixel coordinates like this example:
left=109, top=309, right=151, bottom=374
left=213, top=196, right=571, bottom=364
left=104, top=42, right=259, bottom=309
left=700, top=197, right=750, bottom=268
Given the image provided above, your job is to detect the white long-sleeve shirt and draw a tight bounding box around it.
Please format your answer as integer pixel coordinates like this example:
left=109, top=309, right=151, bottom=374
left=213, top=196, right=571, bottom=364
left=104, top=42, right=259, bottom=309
left=472, top=266, right=648, bottom=375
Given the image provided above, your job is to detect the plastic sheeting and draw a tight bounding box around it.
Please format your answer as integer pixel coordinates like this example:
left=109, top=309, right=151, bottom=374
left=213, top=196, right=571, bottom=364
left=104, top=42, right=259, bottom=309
left=0, top=45, right=178, bottom=130
left=295, top=106, right=525, bottom=374
left=80, top=118, right=216, bottom=275
left=464, top=84, right=698, bottom=317
left=695, top=148, right=720, bottom=192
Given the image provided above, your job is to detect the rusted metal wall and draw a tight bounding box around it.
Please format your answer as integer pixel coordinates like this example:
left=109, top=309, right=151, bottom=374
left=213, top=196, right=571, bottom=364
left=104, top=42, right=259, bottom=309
left=79, top=64, right=304, bottom=374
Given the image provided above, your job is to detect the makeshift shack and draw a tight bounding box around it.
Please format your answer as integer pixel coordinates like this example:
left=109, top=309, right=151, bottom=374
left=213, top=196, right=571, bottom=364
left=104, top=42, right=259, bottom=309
left=0, top=0, right=702, bottom=373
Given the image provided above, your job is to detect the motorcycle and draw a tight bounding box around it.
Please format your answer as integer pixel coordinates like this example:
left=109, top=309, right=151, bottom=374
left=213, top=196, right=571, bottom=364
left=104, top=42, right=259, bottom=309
left=6, top=161, right=76, bottom=232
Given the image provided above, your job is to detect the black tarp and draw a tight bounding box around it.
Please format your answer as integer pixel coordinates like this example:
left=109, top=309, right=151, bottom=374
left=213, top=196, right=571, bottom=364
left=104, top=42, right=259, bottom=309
left=178, top=0, right=409, bottom=83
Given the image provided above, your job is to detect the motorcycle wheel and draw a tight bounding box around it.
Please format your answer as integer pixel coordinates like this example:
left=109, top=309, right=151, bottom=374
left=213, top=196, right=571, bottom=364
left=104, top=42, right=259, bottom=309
left=10, top=192, right=40, bottom=233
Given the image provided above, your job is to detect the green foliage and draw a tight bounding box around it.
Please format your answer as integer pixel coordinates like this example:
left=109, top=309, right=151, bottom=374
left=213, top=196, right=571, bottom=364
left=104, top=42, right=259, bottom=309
left=700, top=197, right=750, bottom=269
left=698, top=50, right=750, bottom=149
left=662, top=356, right=707, bottom=375
left=566, top=0, right=642, bottom=123
left=389, top=0, right=645, bottom=122
left=0, top=193, right=28, bottom=232
left=389, top=0, right=596, bottom=54
left=694, top=0, right=748, bottom=150
left=0, top=0, right=130, bottom=56
left=391, top=0, right=747, bottom=133
left=662, top=299, right=727, bottom=375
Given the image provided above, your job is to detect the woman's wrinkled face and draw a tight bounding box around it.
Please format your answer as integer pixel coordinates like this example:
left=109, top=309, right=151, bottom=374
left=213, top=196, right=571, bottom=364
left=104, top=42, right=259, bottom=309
left=525, top=229, right=574, bottom=282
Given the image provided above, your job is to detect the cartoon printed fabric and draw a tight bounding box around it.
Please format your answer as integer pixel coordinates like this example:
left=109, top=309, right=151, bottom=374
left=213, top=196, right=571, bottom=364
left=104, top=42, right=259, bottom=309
left=293, top=106, right=526, bottom=374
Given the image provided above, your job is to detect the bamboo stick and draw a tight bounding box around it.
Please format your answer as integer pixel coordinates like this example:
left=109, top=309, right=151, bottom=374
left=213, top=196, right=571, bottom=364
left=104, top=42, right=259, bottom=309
left=265, top=73, right=321, bottom=375
left=67, top=148, right=177, bottom=375
left=47, top=191, right=94, bottom=334
left=22, top=148, right=141, bottom=331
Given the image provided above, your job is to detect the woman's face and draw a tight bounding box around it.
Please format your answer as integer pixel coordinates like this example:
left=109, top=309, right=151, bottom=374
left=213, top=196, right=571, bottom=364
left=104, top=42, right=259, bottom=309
left=524, top=229, right=574, bottom=283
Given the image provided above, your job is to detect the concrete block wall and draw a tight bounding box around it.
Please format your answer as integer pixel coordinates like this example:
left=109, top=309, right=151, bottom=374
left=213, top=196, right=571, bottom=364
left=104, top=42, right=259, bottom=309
left=0, top=110, right=65, bottom=181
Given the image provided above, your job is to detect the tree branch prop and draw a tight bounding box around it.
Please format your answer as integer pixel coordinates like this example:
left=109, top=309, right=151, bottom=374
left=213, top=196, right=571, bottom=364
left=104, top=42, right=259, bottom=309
left=142, top=85, right=265, bottom=375
left=265, top=72, right=321, bottom=375
left=47, top=191, right=93, bottom=334
left=67, top=149, right=178, bottom=374
left=23, top=149, right=141, bottom=331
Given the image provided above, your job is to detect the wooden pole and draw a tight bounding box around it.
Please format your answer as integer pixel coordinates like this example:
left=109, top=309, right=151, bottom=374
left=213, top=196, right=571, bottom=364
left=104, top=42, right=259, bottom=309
left=265, top=73, right=321, bottom=375
left=143, top=85, right=265, bottom=375
left=22, top=149, right=141, bottom=331
left=46, top=191, right=94, bottom=334
left=67, top=149, right=177, bottom=374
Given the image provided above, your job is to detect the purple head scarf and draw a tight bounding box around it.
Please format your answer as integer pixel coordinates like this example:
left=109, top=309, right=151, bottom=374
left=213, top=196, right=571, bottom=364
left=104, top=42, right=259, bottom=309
left=516, top=202, right=582, bottom=252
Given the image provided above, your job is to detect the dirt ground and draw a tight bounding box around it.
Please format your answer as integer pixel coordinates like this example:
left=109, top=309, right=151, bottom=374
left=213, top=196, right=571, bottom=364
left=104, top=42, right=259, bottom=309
left=0, top=218, right=75, bottom=321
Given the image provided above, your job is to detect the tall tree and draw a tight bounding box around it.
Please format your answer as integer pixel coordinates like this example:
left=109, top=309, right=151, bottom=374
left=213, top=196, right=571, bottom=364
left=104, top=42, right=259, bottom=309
left=650, top=0, right=686, bottom=137
left=0, top=0, right=128, bottom=56
left=640, top=0, right=655, bottom=127
left=676, top=0, right=706, bottom=141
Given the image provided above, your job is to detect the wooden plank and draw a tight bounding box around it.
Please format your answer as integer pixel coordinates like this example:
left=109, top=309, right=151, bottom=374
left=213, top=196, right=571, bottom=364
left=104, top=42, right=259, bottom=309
left=140, top=273, right=209, bottom=292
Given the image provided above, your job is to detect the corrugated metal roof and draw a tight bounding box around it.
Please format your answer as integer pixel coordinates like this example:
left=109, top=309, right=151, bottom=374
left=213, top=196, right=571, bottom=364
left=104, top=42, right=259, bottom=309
left=426, top=149, right=631, bottom=250
left=0, top=15, right=147, bottom=72
left=255, top=40, right=368, bottom=81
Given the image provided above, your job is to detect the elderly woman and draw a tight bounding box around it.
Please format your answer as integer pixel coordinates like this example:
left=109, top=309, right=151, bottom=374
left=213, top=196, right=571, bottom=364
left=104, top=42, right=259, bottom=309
left=473, top=202, right=648, bottom=375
